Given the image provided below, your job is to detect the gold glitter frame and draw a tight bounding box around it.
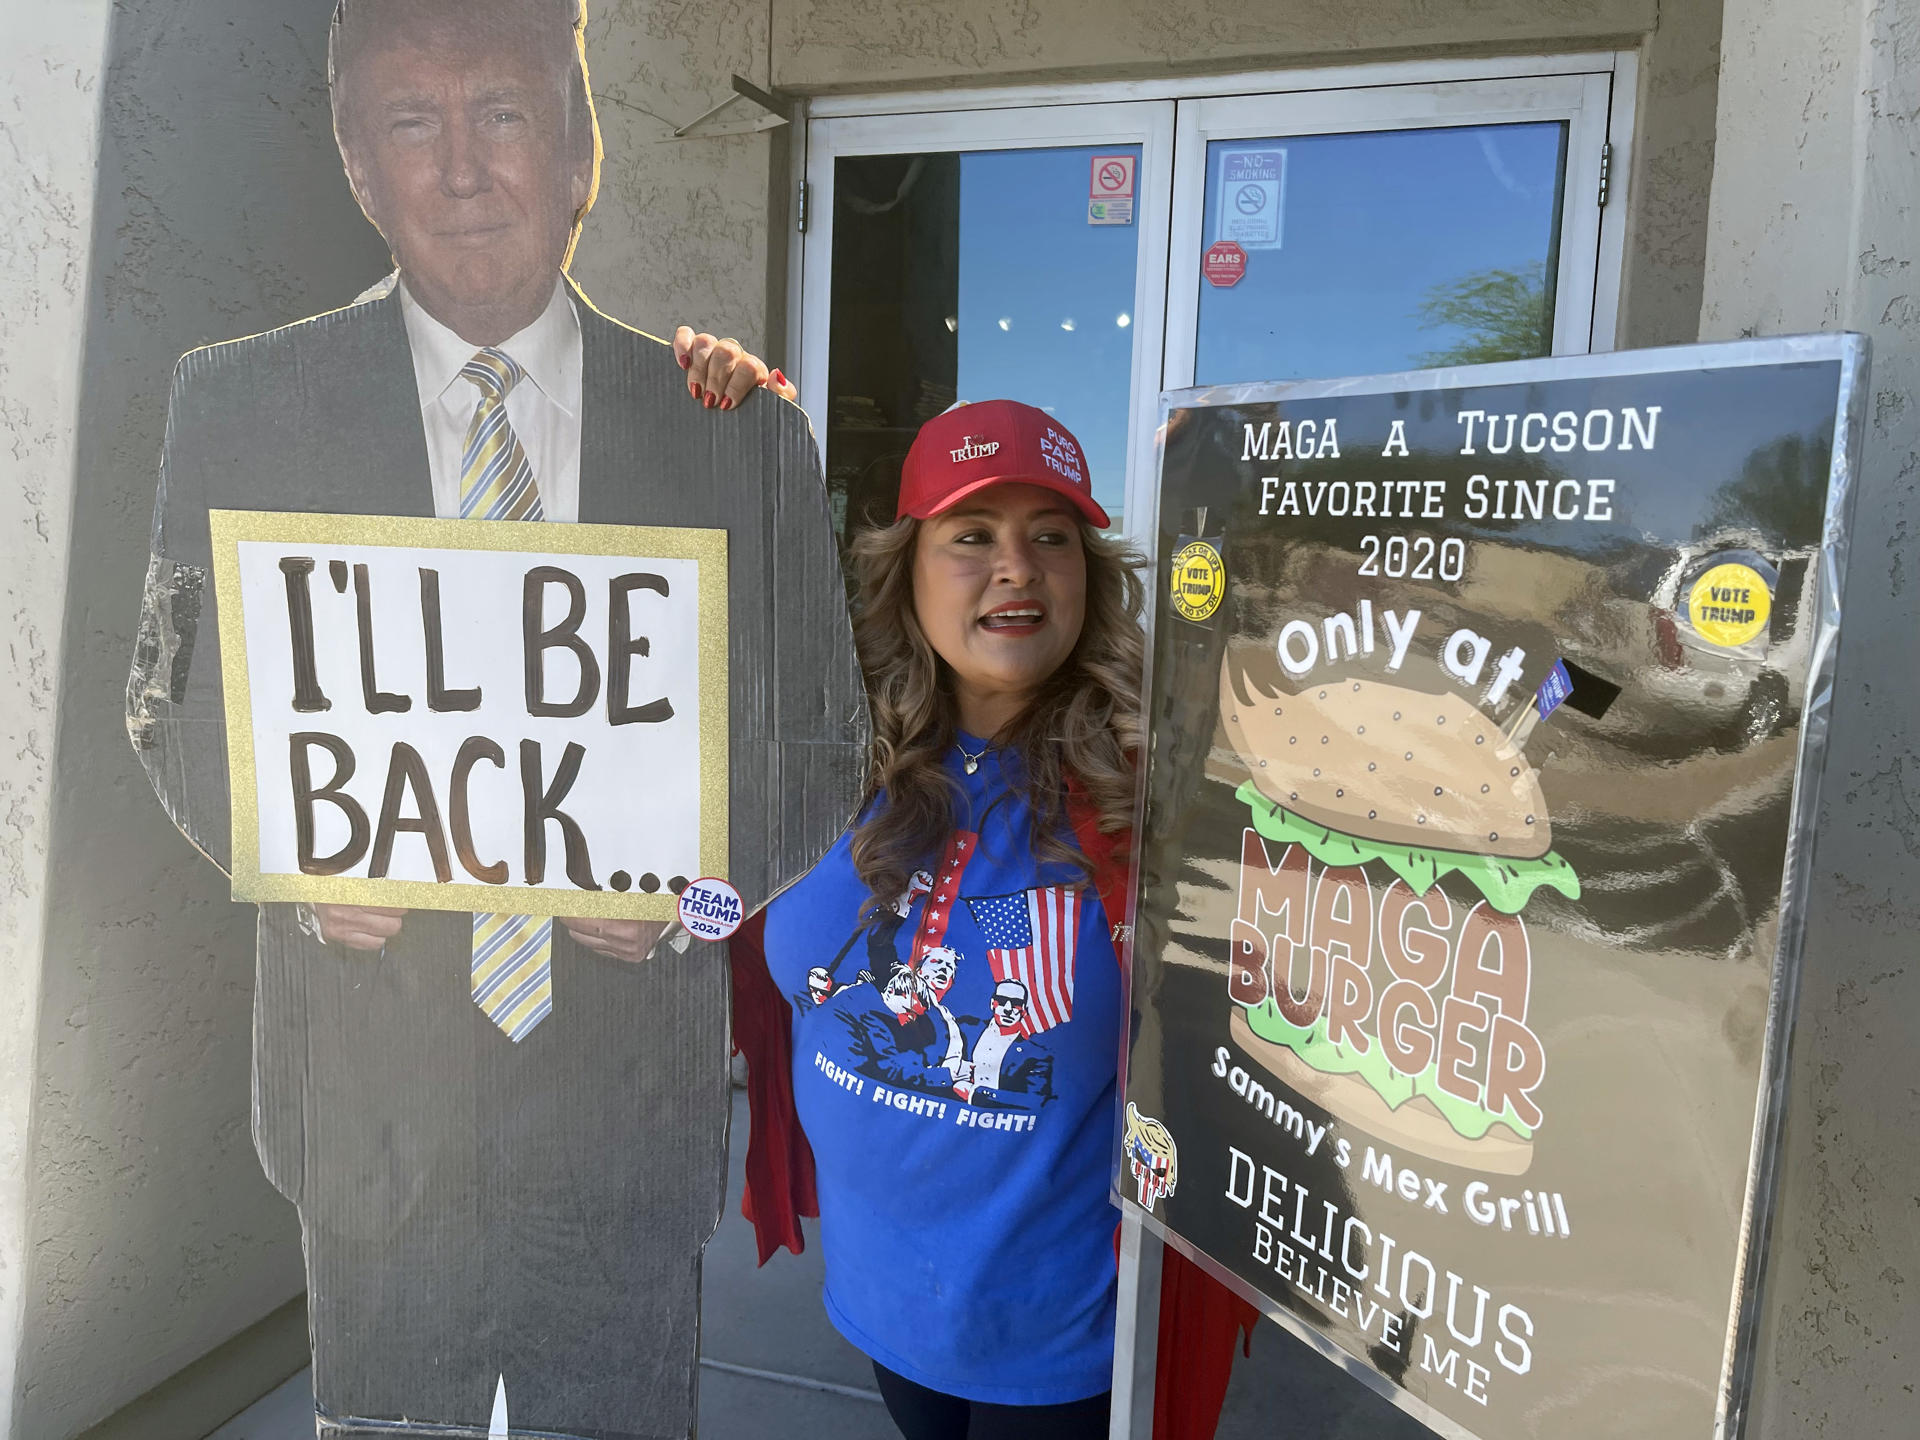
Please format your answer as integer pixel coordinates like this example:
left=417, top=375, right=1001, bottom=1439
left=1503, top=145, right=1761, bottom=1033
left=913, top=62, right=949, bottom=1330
left=209, top=509, right=727, bottom=920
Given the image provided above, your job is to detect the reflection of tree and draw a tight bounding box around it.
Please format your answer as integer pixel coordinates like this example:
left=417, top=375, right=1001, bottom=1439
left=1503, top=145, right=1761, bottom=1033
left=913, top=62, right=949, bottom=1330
left=1416, top=263, right=1551, bottom=367
left=1705, top=433, right=1831, bottom=544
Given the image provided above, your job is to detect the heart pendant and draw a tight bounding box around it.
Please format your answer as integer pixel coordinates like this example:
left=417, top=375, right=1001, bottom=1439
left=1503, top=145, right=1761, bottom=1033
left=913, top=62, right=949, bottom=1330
left=964, top=758, right=979, bottom=775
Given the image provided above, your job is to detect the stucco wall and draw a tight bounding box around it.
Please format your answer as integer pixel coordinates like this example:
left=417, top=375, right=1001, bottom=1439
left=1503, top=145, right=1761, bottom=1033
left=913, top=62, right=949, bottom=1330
left=14, top=2, right=388, bottom=1434
left=0, top=5, right=116, bottom=1435
left=574, top=0, right=782, bottom=351
left=773, top=0, right=1661, bottom=89
left=1616, top=0, right=1725, bottom=349
left=1700, top=1, right=1920, bottom=1436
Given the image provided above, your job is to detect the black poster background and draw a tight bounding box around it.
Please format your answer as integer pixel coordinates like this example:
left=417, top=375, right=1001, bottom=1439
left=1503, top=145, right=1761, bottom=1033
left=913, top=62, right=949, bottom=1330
left=1124, top=348, right=1861, bottom=1440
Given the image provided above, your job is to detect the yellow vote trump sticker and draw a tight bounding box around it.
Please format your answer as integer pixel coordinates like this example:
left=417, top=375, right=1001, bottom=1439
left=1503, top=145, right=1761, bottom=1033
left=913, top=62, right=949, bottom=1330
left=1687, top=561, right=1772, bottom=647
left=1170, top=540, right=1226, bottom=623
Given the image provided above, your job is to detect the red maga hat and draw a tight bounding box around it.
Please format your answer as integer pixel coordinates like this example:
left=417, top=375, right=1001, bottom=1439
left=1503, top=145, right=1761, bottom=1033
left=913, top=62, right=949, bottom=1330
left=897, top=399, right=1110, bottom=527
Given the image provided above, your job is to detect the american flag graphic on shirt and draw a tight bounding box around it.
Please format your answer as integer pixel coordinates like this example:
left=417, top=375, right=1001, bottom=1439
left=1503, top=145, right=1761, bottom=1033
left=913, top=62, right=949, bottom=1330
left=964, top=887, right=1081, bottom=1036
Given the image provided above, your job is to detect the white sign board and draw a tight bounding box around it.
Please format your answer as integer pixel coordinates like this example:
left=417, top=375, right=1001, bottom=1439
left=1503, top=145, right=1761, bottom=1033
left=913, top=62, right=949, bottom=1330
left=210, top=510, right=727, bottom=919
left=1216, top=146, right=1286, bottom=250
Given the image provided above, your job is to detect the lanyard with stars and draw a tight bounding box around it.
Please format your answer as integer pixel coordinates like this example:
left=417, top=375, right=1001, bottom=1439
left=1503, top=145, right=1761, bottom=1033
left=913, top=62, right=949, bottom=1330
left=911, top=830, right=979, bottom=963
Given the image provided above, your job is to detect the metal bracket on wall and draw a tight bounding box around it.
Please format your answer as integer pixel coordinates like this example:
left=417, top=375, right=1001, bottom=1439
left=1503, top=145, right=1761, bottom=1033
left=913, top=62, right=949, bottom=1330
left=672, top=74, right=794, bottom=140
left=1598, top=141, right=1612, bottom=208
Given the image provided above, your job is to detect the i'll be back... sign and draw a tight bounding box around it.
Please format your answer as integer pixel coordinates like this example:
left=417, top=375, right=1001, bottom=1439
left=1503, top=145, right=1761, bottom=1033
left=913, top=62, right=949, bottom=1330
left=209, top=510, right=727, bottom=919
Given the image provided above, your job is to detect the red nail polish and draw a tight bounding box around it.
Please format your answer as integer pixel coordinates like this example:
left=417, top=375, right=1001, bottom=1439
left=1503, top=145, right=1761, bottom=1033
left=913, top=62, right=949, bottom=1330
left=689, top=381, right=700, bottom=398
left=679, top=353, right=691, bottom=368
left=720, top=396, right=733, bottom=411
left=769, top=368, right=788, bottom=389
left=705, top=394, right=717, bottom=409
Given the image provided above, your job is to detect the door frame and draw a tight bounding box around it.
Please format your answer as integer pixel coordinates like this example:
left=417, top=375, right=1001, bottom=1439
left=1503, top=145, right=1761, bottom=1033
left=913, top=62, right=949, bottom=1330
left=801, top=50, right=1636, bottom=116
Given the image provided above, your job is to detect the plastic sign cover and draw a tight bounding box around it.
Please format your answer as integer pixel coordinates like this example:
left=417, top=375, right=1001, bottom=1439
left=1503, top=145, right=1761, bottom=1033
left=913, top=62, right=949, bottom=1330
left=1123, top=337, right=1866, bottom=1440
left=210, top=510, right=728, bottom=919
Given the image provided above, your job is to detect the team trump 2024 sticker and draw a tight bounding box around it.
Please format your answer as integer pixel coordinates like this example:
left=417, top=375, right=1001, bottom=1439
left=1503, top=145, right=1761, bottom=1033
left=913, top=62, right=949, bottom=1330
left=678, top=877, right=744, bottom=941
left=1171, top=541, right=1227, bottom=622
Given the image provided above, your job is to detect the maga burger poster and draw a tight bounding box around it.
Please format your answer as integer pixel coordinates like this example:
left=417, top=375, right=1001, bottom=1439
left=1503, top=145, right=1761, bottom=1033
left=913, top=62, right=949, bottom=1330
left=1121, top=336, right=1867, bottom=1440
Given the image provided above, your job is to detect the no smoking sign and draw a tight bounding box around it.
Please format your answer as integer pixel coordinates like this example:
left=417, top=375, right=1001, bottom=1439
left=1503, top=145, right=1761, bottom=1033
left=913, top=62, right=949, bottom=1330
left=1089, top=153, right=1136, bottom=226
left=1216, top=146, right=1286, bottom=250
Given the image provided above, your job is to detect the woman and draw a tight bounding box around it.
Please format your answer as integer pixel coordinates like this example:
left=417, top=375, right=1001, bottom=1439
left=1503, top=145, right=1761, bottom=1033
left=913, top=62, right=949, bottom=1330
left=752, top=399, right=1145, bottom=1437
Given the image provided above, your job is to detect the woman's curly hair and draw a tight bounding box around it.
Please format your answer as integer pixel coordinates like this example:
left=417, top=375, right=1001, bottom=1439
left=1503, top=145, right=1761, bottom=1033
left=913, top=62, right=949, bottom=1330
left=845, top=516, right=1146, bottom=910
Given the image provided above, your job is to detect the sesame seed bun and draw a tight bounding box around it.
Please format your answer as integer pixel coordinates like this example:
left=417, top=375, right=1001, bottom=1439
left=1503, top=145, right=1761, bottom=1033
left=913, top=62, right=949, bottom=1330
left=1219, top=669, right=1552, bottom=861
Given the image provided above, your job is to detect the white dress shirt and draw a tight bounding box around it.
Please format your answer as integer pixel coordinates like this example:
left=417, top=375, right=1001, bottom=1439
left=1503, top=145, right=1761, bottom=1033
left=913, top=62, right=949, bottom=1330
left=396, top=276, right=584, bottom=523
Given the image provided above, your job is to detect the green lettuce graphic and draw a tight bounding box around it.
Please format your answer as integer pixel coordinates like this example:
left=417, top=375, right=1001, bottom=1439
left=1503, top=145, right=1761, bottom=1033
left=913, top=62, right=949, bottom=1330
left=1243, top=1001, right=1535, bottom=1140
left=1236, top=782, right=1580, bottom=916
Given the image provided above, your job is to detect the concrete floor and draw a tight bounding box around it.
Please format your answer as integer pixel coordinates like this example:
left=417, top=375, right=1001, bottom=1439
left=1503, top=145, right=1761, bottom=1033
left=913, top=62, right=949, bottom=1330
left=205, top=1371, right=312, bottom=1440
left=204, top=1088, right=1418, bottom=1440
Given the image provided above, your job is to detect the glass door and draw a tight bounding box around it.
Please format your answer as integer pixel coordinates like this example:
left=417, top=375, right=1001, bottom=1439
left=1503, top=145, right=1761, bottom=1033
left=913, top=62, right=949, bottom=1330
left=1165, top=75, right=1614, bottom=389
left=799, top=103, right=1174, bottom=542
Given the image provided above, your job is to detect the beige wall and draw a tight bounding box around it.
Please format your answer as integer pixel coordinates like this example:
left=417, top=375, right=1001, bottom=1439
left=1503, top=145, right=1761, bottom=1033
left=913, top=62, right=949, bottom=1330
left=0, top=3, right=115, bottom=1433
left=574, top=0, right=782, bottom=349
left=774, top=0, right=1659, bottom=89
left=1616, top=0, right=1725, bottom=348
left=1701, top=2, right=1920, bottom=1436
left=10, top=0, right=387, bottom=1432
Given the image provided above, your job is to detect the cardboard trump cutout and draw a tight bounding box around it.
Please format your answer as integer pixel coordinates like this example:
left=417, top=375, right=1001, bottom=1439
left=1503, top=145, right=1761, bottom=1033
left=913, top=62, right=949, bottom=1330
left=125, top=2, right=865, bottom=1436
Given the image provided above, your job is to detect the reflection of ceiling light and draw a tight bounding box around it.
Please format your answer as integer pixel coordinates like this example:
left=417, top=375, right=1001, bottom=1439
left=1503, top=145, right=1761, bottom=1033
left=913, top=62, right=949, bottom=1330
left=1061, top=318, right=1076, bottom=331
left=1116, top=313, right=1132, bottom=328
left=997, top=317, right=1011, bottom=331
left=944, top=315, right=957, bottom=333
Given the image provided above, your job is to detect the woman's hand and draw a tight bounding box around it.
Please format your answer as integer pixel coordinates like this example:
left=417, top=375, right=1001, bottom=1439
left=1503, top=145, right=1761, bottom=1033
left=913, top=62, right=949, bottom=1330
left=314, top=904, right=408, bottom=951
left=561, top=917, right=672, bottom=964
left=672, top=327, right=798, bottom=408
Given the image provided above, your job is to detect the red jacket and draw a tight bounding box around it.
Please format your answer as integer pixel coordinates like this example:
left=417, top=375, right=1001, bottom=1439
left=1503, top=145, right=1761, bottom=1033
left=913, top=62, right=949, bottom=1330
left=727, top=786, right=1257, bottom=1437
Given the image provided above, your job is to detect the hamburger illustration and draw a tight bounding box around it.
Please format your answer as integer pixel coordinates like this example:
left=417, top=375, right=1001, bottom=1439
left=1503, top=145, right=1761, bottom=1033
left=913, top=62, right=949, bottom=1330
left=1217, top=660, right=1581, bottom=1174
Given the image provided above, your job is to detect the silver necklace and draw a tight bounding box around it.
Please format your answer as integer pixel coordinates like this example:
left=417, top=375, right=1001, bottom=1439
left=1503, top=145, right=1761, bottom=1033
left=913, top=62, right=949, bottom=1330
left=956, top=738, right=989, bottom=775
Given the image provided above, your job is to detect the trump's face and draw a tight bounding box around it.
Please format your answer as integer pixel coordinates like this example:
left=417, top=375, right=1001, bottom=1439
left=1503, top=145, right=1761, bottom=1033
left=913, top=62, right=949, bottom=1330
left=340, top=15, right=592, bottom=345
left=917, top=950, right=956, bottom=993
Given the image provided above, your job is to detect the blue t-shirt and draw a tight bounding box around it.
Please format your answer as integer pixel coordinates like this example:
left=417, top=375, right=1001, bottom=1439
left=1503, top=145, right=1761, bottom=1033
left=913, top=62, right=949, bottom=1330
left=762, top=743, right=1123, bottom=1405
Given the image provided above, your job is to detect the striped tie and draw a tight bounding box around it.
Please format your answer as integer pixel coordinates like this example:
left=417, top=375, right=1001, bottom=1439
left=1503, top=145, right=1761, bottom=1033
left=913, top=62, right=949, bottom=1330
left=471, top=914, right=555, bottom=1042
left=460, top=349, right=551, bottom=1039
left=459, top=348, right=545, bottom=521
